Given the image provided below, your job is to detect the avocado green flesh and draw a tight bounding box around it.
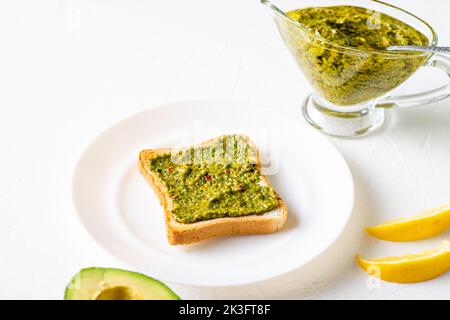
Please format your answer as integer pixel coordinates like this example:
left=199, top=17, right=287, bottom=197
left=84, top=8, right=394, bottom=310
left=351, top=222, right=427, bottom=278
left=281, top=6, right=430, bottom=105
left=149, top=135, right=279, bottom=224
left=64, top=267, right=180, bottom=300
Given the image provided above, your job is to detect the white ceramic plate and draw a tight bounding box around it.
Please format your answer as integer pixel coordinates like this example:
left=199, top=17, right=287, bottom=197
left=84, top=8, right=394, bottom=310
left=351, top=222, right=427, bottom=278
left=72, top=100, right=354, bottom=286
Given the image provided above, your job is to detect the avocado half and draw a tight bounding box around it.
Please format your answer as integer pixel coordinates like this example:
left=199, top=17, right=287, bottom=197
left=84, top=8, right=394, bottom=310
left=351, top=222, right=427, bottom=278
left=64, top=267, right=180, bottom=300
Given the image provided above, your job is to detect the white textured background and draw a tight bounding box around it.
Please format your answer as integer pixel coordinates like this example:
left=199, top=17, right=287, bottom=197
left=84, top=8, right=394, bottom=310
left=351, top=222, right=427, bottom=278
left=0, top=0, right=449, bottom=299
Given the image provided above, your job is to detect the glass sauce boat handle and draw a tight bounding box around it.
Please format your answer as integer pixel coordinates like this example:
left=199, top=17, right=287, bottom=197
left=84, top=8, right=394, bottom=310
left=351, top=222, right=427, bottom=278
left=374, top=54, right=450, bottom=109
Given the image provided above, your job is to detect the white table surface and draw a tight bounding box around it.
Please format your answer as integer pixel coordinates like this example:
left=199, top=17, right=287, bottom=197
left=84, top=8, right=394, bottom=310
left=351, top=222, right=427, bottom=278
left=1, top=0, right=449, bottom=300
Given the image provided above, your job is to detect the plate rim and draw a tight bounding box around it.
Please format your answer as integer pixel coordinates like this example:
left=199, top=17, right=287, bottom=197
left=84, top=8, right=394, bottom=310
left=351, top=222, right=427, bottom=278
left=71, top=99, right=355, bottom=287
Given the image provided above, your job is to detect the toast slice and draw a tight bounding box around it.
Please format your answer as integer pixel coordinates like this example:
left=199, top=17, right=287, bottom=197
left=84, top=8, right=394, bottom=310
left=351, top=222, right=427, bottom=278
left=138, top=134, right=287, bottom=245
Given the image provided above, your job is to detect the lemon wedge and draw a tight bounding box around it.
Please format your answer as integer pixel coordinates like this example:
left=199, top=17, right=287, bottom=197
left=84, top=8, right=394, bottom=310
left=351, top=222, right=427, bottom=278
left=356, top=241, right=450, bottom=283
left=366, top=202, right=450, bottom=241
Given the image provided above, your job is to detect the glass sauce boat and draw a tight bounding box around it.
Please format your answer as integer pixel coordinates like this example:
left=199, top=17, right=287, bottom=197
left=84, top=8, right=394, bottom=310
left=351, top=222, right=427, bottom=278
left=262, top=0, right=450, bottom=137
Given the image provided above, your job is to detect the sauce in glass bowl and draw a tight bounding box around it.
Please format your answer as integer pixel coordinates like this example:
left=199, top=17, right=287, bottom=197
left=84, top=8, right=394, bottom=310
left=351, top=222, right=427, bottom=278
left=281, top=6, right=430, bottom=105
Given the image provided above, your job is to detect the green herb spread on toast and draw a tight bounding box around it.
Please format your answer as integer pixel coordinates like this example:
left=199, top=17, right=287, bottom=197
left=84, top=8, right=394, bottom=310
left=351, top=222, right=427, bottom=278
left=148, top=135, right=279, bottom=224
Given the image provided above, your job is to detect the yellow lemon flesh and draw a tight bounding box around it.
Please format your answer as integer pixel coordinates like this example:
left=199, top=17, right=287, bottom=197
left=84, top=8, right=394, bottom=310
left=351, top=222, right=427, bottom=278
left=356, top=241, right=450, bottom=283
left=366, top=202, right=450, bottom=241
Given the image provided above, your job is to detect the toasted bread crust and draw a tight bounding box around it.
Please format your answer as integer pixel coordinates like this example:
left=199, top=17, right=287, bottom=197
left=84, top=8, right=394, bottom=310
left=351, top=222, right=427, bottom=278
left=138, top=135, right=288, bottom=245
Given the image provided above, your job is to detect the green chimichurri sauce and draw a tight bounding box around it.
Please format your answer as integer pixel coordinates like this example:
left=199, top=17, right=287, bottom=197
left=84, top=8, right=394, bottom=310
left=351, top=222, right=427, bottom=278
left=148, top=135, right=279, bottom=224
left=280, top=6, right=430, bottom=105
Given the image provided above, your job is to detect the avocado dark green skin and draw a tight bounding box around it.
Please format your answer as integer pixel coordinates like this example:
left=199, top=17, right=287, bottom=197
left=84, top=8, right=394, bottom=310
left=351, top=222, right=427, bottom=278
left=64, top=267, right=181, bottom=300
